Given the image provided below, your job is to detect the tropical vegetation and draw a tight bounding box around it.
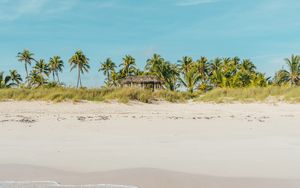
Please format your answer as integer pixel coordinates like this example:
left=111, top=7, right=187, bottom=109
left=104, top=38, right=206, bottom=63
left=0, top=49, right=299, bottom=103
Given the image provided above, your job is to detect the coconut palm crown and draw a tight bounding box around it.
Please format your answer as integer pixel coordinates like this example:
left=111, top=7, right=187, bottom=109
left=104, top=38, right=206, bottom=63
left=17, top=49, right=36, bottom=79
left=49, top=56, right=64, bottom=83
left=99, top=58, right=116, bottom=86
left=275, top=55, right=300, bottom=86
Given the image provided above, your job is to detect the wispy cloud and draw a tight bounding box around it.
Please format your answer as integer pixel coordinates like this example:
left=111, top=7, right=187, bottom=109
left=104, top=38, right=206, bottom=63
left=175, top=0, right=218, bottom=6
left=0, top=0, right=79, bottom=21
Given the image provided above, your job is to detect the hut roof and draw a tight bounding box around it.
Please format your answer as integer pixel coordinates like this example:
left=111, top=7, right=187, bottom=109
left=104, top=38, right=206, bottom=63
left=121, top=75, right=163, bottom=84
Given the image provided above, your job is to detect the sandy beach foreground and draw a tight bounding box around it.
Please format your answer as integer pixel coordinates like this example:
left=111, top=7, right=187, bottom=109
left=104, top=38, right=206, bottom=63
left=1, top=101, right=300, bottom=188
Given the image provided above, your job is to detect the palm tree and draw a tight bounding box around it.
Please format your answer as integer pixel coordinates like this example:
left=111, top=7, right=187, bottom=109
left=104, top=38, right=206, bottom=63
left=178, top=56, right=193, bottom=74
left=9, top=70, right=22, bottom=86
left=27, top=70, right=46, bottom=88
left=49, top=56, right=64, bottom=83
left=180, top=64, right=200, bottom=93
left=145, top=54, right=164, bottom=73
left=221, top=58, right=239, bottom=88
left=0, top=72, right=12, bottom=88
left=17, top=49, right=36, bottom=78
left=239, top=59, right=256, bottom=73
left=196, top=57, right=210, bottom=91
left=146, top=54, right=166, bottom=79
left=34, top=59, right=50, bottom=77
left=232, top=56, right=241, bottom=67
left=120, top=55, right=136, bottom=78
left=178, top=56, right=201, bottom=93
left=275, top=55, right=300, bottom=86
left=110, top=70, right=121, bottom=87
left=251, top=73, right=269, bottom=87
left=99, top=58, right=116, bottom=86
left=231, top=59, right=257, bottom=87
left=161, top=62, right=180, bottom=91
left=210, top=58, right=224, bottom=87
left=69, top=50, right=90, bottom=88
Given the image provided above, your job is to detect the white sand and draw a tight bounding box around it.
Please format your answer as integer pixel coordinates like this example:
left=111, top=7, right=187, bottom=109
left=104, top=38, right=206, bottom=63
left=0, top=101, right=300, bottom=187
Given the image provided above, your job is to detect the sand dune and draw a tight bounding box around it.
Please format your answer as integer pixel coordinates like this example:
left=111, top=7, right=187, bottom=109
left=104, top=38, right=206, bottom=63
left=1, top=101, right=300, bottom=188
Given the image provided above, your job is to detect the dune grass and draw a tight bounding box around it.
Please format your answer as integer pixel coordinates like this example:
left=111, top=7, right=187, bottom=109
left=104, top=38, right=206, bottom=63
left=0, top=86, right=299, bottom=103
left=196, top=86, right=300, bottom=103
left=0, top=87, right=189, bottom=103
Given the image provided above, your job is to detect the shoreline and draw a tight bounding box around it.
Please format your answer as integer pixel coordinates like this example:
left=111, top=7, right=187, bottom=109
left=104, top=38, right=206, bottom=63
left=1, top=165, right=300, bottom=188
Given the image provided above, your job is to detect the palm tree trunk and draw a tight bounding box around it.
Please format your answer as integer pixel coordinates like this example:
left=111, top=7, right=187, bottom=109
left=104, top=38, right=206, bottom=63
left=25, top=63, right=28, bottom=78
left=80, top=75, right=82, bottom=88
left=53, top=72, right=55, bottom=82
left=107, top=72, right=110, bottom=86
left=77, top=67, right=80, bottom=88
left=56, top=72, right=60, bottom=83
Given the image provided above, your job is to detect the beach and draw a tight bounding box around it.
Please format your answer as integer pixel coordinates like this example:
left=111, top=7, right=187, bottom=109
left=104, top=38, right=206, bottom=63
left=0, top=101, right=300, bottom=188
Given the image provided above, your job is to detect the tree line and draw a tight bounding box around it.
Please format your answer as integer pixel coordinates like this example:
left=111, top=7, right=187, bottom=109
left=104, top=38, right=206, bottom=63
left=0, top=49, right=299, bottom=93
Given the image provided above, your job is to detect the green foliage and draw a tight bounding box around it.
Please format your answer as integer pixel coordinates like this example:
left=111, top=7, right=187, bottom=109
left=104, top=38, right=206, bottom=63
left=99, top=58, right=117, bottom=87
left=274, top=55, right=300, bottom=86
left=178, top=56, right=200, bottom=93
left=2, top=49, right=300, bottom=103
left=145, top=54, right=180, bottom=91
left=69, top=50, right=90, bottom=88
left=0, top=70, right=22, bottom=88
left=49, top=56, right=64, bottom=83
left=119, top=55, right=138, bottom=78
left=17, top=49, right=36, bottom=78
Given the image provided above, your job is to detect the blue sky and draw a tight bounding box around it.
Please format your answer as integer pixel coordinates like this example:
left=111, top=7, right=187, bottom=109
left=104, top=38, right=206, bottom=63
left=0, top=0, right=300, bottom=87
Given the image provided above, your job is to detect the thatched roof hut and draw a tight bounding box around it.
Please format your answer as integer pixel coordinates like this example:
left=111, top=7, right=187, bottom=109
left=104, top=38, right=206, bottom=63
left=121, top=75, right=164, bottom=90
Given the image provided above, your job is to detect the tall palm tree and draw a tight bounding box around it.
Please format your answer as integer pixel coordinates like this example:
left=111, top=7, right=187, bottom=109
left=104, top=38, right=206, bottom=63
left=69, top=50, right=90, bottom=88
left=99, top=58, right=116, bottom=86
left=120, top=55, right=136, bottom=78
left=9, top=69, right=22, bottom=86
left=275, top=55, right=300, bottom=86
left=17, top=49, right=36, bottom=78
left=49, top=56, right=64, bottom=83
left=34, top=59, right=50, bottom=77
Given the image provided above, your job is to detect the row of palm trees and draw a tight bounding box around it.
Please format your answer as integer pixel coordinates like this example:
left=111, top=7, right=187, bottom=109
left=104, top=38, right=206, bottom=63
left=0, top=49, right=299, bottom=92
left=99, top=54, right=300, bottom=93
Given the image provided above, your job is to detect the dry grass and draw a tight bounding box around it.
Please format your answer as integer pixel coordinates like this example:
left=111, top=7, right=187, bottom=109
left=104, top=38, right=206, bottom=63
left=0, top=87, right=188, bottom=103
left=0, top=86, right=299, bottom=103
left=196, top=86, right=300, bottom=103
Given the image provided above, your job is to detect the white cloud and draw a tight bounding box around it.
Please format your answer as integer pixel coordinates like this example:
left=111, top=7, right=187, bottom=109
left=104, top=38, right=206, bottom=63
left=175, top=0, right=218, bottom=6
left=0, top=0, right=78, bottom=21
